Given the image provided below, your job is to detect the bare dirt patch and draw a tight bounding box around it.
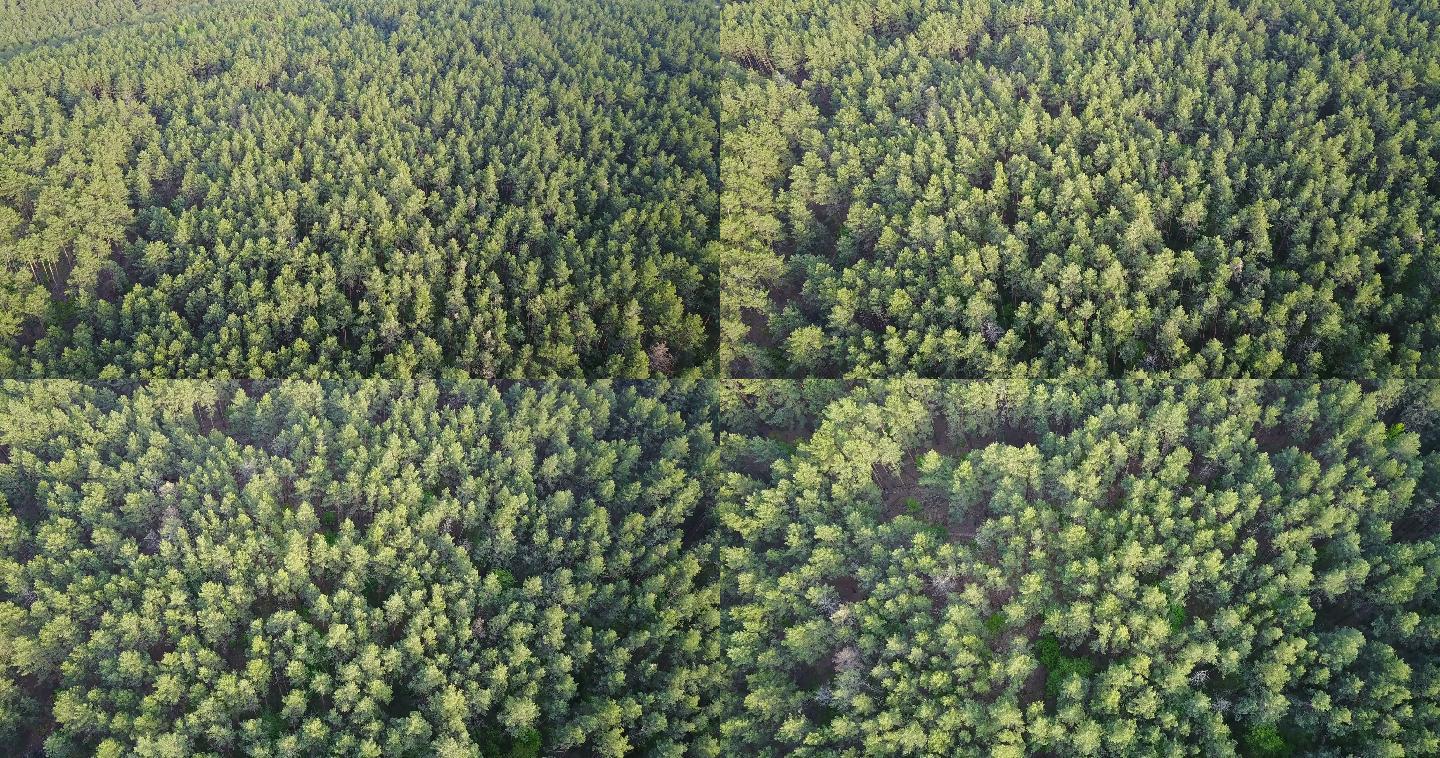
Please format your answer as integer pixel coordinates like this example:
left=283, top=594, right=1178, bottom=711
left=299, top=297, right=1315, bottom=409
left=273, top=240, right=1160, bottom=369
left=1254, top=426, right=1293, bottom=456
left=932, top=413, right=963, bottom=456
left=830, top=575, right=861, bottom=603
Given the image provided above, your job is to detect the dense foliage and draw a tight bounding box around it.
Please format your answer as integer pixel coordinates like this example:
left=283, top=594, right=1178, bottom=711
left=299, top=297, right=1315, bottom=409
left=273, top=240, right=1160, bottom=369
left=719, top=379, right=1440, bottom=755
left=0, top=0, right=717, bottom=378
left=0, top=1, right=198, bottom=54
left=722, top=0, right=1440, bottom=377
left=0, top=379, right=720, bottom=756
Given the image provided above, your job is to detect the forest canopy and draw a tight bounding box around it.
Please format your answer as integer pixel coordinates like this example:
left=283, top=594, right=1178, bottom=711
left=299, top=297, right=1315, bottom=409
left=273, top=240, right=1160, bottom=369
left=0, top=0, right=718, bottom=379
left=0, top=0, right=199, bottom=54
left=718, top=379, right=1440, bottom=755
left=721, top=0, right=1440, bottom=378
left=0, top=379, right=721, bottom=756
